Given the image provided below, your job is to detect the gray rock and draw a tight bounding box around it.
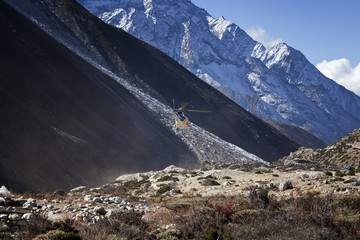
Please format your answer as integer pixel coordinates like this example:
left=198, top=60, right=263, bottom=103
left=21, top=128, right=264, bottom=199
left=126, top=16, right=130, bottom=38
left=126, top=206, right=134, bottom=211
left=84, top=195, right=92, bottom=202
left=105, top=209, right=121, bottom=218
left=298, top=171, right=327, bottom=180
left=255, top=166, right=272, bottom=173
left=223, top=181, right=232, bottom=186
left=6, top=206, right=15, bottom=211
left=0, top=186, right=14, bottom=198
left=0, top=214, right=7, bottom=220
left=265, top=183, right=277, bottom=190
left=92, top=197, right=102, bottom=203
left=70, top=186, right=87, bottom=192
left=22, top=213, right=34, bottom=221
left=47, top=212, right=69, bottom=222
left=2, top=224, right=8, bottom=231
left=0, top=206, right=5, bottom=212
left=8, top=213, right=21, bottom=221
left=279, top=181, right=293, bottom=191
left=23, top=199, right=37, bottom=209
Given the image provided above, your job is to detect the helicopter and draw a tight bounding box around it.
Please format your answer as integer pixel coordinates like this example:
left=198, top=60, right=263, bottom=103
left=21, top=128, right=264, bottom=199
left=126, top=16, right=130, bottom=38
left=172, top=99, right=211, bottom=129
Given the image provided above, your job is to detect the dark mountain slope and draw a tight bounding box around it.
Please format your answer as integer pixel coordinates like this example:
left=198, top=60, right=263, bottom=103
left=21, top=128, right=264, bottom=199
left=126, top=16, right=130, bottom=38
left=0, top=1, right=197, bottom=192
left=15, top=0, right=300, bottom=162
left=262, top=119, right=327, bottom=149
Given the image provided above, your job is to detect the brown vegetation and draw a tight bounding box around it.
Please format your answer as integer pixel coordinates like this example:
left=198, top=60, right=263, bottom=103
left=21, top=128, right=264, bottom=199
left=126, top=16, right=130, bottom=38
left=9, top=190, right=360, bottom=239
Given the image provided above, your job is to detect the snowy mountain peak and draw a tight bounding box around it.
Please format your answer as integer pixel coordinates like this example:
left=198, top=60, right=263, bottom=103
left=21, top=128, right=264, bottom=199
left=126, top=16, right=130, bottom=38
left=77, top=0, right=360, bottom=144
left=206, top=15, right=232, bottom=40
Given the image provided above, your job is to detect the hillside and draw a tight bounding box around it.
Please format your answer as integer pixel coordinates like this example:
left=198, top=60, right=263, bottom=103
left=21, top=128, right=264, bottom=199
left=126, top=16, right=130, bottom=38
left=0, top=0, right=197, bottom=192
left=262, top=119, right=327, bottom=149
left=279, top=128, right=360, bottom=167
left=77, top=0, right=360, bottom=144
left=5, top=0, right=300, bottom=164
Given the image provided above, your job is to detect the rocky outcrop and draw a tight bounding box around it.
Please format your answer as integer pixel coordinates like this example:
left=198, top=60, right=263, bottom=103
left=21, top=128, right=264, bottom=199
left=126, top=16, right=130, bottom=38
left=278, top=128, right=360, bottom=167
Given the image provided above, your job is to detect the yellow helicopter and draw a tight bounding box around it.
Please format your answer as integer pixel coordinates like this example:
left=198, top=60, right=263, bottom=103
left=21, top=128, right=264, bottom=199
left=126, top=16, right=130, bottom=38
left=172, top=100, right=211, bottom=128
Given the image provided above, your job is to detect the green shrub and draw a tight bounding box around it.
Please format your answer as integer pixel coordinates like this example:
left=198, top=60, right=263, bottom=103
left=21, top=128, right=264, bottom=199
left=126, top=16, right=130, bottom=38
left=33, top=230, right=81, bottom=240
left=0, top=232, right=14, bottom=240
left=204, top=228, right=219, bottom=240
left=156, top=185, right=171, bottom=196
left=123, top=179, right=150, bottom=189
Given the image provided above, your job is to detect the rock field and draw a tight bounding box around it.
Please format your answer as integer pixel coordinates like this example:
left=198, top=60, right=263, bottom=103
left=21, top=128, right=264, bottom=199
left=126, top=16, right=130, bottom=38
left=2, top=162, right=360, bottom=238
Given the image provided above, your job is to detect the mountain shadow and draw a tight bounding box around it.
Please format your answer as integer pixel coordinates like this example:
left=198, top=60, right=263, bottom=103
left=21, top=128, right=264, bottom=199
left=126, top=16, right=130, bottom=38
left=0, top=0, right=197, bottom=192
left=10, top=0, right=301, bottom=162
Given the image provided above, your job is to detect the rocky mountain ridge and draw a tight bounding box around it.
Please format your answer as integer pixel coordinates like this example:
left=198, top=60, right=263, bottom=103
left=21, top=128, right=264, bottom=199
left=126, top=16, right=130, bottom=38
left=279, top=128, right=360, bottom=167
left=77, top=0, right=360, bottom=143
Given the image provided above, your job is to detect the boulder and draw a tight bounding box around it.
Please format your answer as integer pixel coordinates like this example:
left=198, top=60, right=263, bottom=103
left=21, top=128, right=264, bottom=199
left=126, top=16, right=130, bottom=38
left=223, top=181, right=232, bottom=186
left=279, top=181, right=293, bottom=191
left=8, top=213, right=21, bottom=221
left=163, top=165, right=186, bottom=173
left=84, top=195, right=92, bottom=202
left=0, top=186, right=14, bottom=198
left=92, top=197, right=103, bottom=203
left=22, top=213, right=34, bottom=221
left=70, top=186, right=87, bottom=192
left=298, top=171, right=327, bottom=180
left=23, top=199, right=37, bottom=209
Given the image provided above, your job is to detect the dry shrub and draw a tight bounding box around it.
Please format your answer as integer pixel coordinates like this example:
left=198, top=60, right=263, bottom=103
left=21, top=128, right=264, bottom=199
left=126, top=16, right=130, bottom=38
left=165, top=192, right=360, bottom=239
left=249, top=187, right=271, bottom=209
left=220, top=198, right=235, bottom=219
left=15, top=215, right=52, bottom=240
left=77, top=211, right=149, bottom=240
left=16, top=217, right=80, bottom=240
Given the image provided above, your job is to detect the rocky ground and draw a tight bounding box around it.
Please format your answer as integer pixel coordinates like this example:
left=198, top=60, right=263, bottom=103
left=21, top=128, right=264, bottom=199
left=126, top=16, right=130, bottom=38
left=2, top=162, right=360, bottom=239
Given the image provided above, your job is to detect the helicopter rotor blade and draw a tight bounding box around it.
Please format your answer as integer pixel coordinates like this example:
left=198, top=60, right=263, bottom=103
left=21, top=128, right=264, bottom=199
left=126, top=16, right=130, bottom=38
left=183, top=109, right=212, bottom=113
left=180, top=102, right=189, bottom=110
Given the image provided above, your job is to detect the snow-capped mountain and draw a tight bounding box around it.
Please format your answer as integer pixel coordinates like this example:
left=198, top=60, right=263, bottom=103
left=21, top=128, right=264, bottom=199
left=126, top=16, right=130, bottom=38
left=77, top=0, right=360, bottom=143
left=2, top=0, right=301, bottom=191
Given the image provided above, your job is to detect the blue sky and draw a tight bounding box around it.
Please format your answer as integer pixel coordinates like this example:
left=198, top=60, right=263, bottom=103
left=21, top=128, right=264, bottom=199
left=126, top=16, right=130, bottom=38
left=191, top=0, right=360, bottom=95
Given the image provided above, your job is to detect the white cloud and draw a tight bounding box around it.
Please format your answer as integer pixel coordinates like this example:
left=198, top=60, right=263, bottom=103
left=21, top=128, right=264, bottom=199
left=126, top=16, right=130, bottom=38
left=316, top=58, right=360, bottom=96
left=246, top=26, right=283, bottom=49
